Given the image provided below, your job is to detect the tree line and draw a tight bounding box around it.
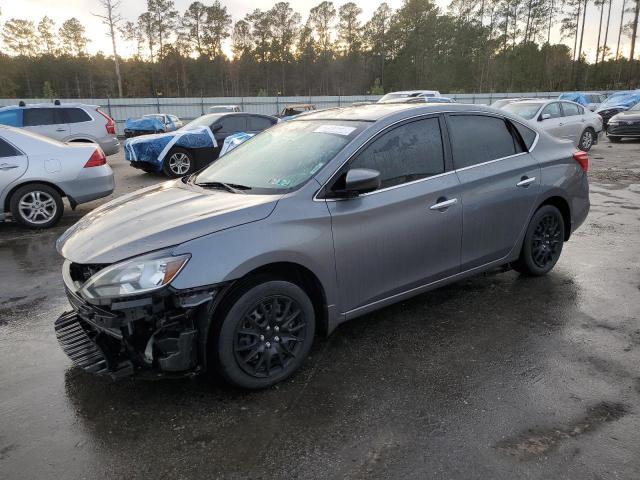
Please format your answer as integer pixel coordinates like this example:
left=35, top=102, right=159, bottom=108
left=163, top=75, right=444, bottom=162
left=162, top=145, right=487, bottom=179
left=0, top=0, right=639, bottom=99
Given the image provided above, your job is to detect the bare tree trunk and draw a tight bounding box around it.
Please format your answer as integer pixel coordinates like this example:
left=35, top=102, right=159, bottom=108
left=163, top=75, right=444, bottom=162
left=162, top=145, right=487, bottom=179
left=595, top=1, right=605, bottom=66
left=616, top=0, right=627, bottom=59
left=630, top=0, right=640, bottom=63
left=547, top=0, right=555, bottom=44
left=602, top=0, right=613, bottom=62
left=94, top=0, right=123, bottom=97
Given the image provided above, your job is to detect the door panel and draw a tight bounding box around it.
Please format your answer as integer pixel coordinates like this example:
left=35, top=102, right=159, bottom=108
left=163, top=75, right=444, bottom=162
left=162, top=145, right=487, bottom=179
left=23, top=108, right=69, bottom=140
left=456, top=154, right=540, bottom=270
left=327, top=116, right=462, bottom=313
left=0, top=138, right=28, bottom=199
left=328, top=174, right=462, bottom=312
left=538, top=102, right=568, bottom=139
left=447, top=113, right=541, bottom=270
left=560, top=102, right=585, bottom=144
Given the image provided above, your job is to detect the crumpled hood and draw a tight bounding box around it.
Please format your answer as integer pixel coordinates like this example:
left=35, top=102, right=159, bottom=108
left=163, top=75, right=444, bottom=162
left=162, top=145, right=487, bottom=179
left=57, top=180, right=280, bottom=264
left=611, top=111, right=640, bottom=122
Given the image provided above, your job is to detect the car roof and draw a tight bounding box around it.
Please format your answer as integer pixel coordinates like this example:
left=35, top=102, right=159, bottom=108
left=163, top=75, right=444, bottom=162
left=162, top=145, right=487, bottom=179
left=294, top=103, right=502, bottom=122
left=0, top=103, right=97, bottom=110
left=386, top=90, right=439, bottom=94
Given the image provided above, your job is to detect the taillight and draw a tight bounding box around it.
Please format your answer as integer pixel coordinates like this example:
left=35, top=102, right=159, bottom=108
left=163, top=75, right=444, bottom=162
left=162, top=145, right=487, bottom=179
left=84, top=149, right=106, bottom=168
left=97, top=108, right=116, bottom=135
left=573, top=151, right=589, bottom=172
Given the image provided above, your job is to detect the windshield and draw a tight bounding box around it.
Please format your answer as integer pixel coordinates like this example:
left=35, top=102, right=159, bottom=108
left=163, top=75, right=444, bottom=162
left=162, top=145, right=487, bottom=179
left=502, top=102, right=544, bottom=120
left=182, top=115, right=218, bottom=131
left=194, top=120, right=368, bottom=194
left=600, top=92, right=640, bottom=108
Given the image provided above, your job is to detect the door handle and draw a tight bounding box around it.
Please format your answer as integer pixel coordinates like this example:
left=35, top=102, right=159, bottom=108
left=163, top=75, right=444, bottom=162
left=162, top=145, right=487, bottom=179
left=55, top=128, right=66, bottom=132
left=0, top=163, right=19, bottom=170
left=558, top=122, right=564, bottom=126
left=516, top=176, right=536, bottom=187
left=429, top=198, right=458, bottom=211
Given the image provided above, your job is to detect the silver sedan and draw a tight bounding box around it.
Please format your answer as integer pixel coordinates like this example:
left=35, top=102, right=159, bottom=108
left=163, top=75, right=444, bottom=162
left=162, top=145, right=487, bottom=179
left=499, top=99, right=603, bottom=151
left=0, top=125, right=114, bottom=228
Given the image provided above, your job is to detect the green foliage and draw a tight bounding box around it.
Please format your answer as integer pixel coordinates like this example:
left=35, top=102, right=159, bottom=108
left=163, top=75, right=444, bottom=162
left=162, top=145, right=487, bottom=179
left=0, top=0, right=639, bottom=98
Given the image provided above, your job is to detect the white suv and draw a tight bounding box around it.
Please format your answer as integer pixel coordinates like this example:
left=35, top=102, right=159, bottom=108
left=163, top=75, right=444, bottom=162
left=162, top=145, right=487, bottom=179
left=0, top=102, right=120, bottom=156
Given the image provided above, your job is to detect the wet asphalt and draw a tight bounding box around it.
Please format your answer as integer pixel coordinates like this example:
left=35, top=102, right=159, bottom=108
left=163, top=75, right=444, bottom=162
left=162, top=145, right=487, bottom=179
left=1, top=141, right=639, bottom=479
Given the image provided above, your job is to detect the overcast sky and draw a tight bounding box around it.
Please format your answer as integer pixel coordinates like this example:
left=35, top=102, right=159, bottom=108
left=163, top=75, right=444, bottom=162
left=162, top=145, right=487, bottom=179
left=2, top=0, right=633, bottom=62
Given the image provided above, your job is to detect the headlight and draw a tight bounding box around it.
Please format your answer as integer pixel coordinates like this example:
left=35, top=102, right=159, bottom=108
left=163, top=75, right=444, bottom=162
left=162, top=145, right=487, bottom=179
left=80, top=251, right=190, bottom=300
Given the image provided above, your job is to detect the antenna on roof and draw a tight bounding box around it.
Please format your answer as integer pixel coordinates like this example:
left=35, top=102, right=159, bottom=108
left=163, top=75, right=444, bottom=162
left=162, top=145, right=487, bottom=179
left=18, top=101, right=26, bottom=107
left=54, top=99, right=61, bottom=106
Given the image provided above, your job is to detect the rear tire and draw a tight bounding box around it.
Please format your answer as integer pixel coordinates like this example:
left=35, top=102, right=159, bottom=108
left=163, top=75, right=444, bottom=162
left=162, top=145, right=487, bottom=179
left=162, top=147, right=194, bottom=178
left=578, top=128, right=595, bottom=151
left=212, top=279, right=315, bottom=389
left=10, top=183, right=64, bottom=229
left=514, top=205, right=565, bottom=276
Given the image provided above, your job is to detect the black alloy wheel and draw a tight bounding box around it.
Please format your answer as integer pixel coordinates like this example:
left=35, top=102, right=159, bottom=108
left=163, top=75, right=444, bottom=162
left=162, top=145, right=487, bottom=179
left=214, top=279, right=315, bottom=389
left=514, top=205, right=565, bottom=276
left=233, top=295, right=307, bottom=378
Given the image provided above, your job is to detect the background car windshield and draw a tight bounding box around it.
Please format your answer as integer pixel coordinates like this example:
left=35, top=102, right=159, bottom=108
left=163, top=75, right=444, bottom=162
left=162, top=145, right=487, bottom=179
left=379, top=93, right=409, bottom=102
left=195, top=120, right=367, bottom=192
left=629, top=103, right=640, bottom=112
left=502, top=102, right=543, bottom=119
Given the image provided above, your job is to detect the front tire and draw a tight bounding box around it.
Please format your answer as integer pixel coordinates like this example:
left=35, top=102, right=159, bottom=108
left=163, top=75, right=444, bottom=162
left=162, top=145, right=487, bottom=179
left=578, top=128, right=595, bottom=151
left=514, top=205, right=565, bottom=276
left=10, top=183, right=64, bottom=229
left=162, top=147, right=194, bottom=178
left=213, top=279, right=315, bottom=389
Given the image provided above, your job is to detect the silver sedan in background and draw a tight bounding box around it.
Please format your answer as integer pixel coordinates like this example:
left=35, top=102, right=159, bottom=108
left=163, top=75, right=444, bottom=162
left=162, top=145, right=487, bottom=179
left=499, top=99, right=603, bottom=151
left=0, top=125, right=114, bottom=228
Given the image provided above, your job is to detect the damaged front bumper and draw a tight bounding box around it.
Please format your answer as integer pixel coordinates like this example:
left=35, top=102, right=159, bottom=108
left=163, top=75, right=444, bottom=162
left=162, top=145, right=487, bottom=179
left=55, top=262, right=218, bottom=380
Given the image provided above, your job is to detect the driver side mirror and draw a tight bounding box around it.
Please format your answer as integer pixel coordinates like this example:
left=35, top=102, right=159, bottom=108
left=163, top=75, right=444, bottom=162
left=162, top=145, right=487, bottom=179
left=539, top=113, right=551, bottom=121
left=211, top=124, right=223, bottom=133
left=334, top=168, right=381, bottom=197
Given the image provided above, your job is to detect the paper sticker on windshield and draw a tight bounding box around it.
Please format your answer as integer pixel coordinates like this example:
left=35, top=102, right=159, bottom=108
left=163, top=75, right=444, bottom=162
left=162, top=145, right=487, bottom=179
left=313, top=125, right=356, bottom=136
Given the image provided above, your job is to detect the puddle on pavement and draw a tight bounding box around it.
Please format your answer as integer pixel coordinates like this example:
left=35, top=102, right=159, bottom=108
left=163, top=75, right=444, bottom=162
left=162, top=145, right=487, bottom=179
left=495, top=401, right=629, bottom=460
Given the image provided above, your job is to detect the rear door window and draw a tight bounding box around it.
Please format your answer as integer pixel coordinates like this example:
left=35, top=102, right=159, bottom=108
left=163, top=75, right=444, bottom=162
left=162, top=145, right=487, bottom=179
left=541, top=103, right=562, bottom=119
left=562, top=102, right=581, bottom=116
left=448, top=114, right=522, bottom=169
left=0, top=109, right=22, bottom=127
left=0, top=137, right=21, bottom=157
left=23, top=108, right=57, bottom=126
left=350, top=117, right=445, bottom=189
left=247, top=116, right=275, bottom=131
left=218, top=115, right=247, bottom=133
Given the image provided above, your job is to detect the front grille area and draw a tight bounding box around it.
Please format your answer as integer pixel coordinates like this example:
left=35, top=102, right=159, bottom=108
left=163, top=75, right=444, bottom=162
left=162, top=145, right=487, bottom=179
left=54, top=312, right=108, bottom=374
left=608, top=123, right=640, bottom=136
left=69, top=262, right=107, bottom=284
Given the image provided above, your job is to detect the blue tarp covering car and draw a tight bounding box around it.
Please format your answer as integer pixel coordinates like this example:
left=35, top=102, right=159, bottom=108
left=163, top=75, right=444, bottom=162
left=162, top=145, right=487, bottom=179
left=124, top=126, right=217, bottom=172
left=559, top=93, right=590, bottom=106
left=596, top=90, right=640, bottom=125
left=124, top=117, right=165, bottom=134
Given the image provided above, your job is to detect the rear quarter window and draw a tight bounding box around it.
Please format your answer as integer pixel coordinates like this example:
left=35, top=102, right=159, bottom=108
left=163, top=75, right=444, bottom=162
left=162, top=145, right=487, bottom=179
left=0, top=109, right=22, bottom=127
left=448, top=114, right=522, bottom=169
left=248, top=116, right=275, bottom=131
left=63, top=108, right=92, bottom=123
left=0, top=137, right=21, bottom=157
left=512, top=122, right=537, bottom=150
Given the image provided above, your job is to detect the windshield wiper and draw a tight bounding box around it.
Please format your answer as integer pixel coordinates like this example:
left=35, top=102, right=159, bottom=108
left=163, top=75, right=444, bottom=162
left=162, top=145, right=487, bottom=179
left=195, top=181, right=252, bottom=193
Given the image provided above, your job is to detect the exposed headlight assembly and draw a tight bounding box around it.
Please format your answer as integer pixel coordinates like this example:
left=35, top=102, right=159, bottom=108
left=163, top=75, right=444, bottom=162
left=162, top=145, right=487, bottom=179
left=81, top=251, right=190, bottom=300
